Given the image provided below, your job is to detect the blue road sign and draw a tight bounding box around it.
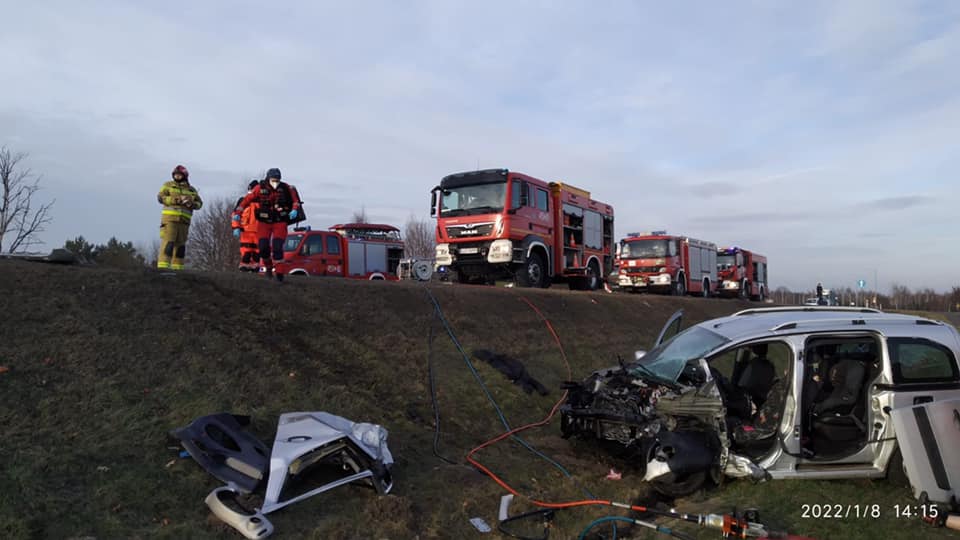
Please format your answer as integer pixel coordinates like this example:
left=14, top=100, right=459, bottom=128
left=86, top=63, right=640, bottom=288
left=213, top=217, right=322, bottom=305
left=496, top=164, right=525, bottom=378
left=858, top=279, right=866, bottom=289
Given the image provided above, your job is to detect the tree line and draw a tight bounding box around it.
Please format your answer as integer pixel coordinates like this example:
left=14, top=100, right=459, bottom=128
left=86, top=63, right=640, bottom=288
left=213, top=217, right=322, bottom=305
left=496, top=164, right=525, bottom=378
left=771, top=285, right=960, bottom=312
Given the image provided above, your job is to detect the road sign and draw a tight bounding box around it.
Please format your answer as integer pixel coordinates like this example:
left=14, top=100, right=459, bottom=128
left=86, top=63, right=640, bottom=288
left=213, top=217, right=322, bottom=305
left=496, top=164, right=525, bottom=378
left=858, top=279, right=866, bottom=289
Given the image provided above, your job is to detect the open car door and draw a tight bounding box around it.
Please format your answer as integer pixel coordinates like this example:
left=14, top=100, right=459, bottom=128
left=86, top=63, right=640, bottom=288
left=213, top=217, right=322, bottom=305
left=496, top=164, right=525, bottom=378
left=889, top=397, right=960, bottom=503
left=655, top=309, right=685, bottom=348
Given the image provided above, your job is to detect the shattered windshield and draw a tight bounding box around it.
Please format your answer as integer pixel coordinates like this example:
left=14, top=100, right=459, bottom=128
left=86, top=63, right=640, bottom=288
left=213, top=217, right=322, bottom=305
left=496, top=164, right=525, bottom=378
left=440, top=182, right=507, bottom=217
left=630, top=325, right=731, bottom=383
left=621, top=239, right=672, bottom=259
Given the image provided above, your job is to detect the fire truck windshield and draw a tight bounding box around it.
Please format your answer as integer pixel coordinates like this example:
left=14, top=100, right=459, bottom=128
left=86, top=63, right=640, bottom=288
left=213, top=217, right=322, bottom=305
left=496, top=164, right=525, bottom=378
left=620, top=239, right=673, bottom=259
left=717, top=254, right=735, bottom=268
left=440, top=182, right=506, bottom=217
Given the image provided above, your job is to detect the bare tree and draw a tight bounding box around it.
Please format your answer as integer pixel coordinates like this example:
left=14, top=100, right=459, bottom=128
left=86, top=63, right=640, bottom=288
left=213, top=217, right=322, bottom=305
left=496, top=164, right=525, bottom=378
left=403, top=213, right=435, bottom=259
left=187, top=195, right=240, bottom=271
left=351, top=205, right=368, bottom=224
left=134, top=238, right=162, bottom=268
left=0, top=146, right=55, bottom=253
left=889, top=283, right=911, bottom=310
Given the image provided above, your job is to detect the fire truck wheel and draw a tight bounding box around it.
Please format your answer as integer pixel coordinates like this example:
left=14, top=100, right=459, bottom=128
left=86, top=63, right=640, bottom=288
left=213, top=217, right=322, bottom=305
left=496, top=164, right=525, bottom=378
left=586, top=260, right=601, bottom=291
left=673, top=278, right=686, bottom=296
left=701, top=279, right=710, bottom=297
left=517, top=252, right=546, bottom=288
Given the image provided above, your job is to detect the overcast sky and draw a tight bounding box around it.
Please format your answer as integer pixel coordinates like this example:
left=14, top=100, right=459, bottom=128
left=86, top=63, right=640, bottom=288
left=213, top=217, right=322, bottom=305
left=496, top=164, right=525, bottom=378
left=3, top=1, right=958, bottom=291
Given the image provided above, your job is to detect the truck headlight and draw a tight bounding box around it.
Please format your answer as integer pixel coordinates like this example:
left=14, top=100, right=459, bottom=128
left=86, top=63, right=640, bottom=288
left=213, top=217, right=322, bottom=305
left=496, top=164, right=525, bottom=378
left=487, top=239, right=513, bottom=263
left=435, top=243, right=452, bottom=265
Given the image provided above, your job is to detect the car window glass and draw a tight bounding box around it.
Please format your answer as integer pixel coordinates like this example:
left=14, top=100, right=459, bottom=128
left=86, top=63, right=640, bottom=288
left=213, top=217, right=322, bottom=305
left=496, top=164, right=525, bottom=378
left=325, top=235, right=341, bottom=255
left=888, top=338, right=959, bottom=383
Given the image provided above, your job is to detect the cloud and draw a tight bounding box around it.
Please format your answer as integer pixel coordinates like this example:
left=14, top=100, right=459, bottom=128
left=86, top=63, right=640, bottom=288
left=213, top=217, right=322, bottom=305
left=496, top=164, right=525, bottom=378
left=688, top=181, right=742, bottom=198
left=860, top=195, right=935, bottom=211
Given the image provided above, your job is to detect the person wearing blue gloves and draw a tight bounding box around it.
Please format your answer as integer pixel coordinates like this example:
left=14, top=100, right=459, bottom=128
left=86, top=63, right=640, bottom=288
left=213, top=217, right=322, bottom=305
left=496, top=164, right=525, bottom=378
left=233, top=168, right=303, bottom=281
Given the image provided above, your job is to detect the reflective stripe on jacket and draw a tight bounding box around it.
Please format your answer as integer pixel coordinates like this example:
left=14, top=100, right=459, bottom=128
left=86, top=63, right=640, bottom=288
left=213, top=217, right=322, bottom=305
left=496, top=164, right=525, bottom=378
left=158, top=180, right=203, bottom=223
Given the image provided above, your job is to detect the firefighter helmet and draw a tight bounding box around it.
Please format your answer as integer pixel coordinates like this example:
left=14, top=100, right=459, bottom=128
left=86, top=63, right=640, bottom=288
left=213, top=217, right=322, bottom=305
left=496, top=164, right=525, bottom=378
left=172, top=165, right=189, bottom=180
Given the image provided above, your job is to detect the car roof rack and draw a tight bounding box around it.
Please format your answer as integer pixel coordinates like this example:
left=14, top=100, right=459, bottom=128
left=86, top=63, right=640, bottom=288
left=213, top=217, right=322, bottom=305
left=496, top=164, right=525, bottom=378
left=770, top=317, right=944, bottom=332
left=733, top=306, right=882, bottom=317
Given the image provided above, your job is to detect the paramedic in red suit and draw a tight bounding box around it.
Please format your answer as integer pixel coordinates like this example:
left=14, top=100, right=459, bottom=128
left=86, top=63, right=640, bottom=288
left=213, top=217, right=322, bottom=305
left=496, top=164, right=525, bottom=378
left=233, top=168, right=302, bottom=282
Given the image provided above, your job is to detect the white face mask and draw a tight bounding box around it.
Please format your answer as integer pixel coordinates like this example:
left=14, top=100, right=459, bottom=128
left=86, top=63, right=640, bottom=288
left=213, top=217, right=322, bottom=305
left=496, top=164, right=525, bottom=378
left=269, top=180, right=280, bottom=188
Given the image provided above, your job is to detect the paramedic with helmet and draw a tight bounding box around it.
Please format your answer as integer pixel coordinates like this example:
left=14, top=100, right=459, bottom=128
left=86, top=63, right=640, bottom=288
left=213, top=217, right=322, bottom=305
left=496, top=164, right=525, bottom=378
left=233, top=168, right=302, bottom=281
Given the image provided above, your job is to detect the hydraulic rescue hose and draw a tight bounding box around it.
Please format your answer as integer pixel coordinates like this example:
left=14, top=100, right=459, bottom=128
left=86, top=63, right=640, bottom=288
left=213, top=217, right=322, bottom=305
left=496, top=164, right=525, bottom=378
left=426, top=310, right=458, bottom=465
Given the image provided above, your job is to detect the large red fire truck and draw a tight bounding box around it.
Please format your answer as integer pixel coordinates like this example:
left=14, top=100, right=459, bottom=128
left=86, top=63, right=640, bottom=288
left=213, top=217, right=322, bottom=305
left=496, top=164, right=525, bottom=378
left=617, top=231, right=717, bottom=296
left=275, top=223, right=404, bottom=280
left=430, top=168, right=614, bottom=289
left=716, top=246, right=768, bottom=301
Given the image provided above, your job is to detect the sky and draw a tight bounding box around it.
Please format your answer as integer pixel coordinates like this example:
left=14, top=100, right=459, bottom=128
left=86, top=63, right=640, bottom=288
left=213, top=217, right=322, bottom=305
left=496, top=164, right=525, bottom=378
left=2, top=0, right=959, bottom=292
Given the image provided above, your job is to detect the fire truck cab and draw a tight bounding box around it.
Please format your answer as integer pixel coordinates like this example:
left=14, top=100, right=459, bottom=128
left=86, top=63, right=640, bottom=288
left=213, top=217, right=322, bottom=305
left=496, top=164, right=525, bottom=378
left=617, top=231, right=717, bottom=296
left=277, top=223, right=404, bottom=280
left=430, top=169, right=614, bottom=289
left=717, top=246, right=768, bottom=301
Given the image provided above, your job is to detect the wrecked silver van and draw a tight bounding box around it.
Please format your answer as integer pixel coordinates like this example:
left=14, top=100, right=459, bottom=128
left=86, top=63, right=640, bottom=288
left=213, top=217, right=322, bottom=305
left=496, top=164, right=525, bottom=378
left=560, top=307, right=960, bottom=501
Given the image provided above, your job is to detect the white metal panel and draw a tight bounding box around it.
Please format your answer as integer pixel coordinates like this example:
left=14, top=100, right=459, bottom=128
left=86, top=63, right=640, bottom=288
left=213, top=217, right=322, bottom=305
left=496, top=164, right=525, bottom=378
left=890, top=397, right=960, bottom=503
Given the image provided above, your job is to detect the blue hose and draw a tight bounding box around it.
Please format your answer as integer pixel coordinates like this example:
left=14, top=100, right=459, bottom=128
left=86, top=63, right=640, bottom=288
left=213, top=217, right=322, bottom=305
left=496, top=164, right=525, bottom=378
left=578, top=516, right=634, bottom=540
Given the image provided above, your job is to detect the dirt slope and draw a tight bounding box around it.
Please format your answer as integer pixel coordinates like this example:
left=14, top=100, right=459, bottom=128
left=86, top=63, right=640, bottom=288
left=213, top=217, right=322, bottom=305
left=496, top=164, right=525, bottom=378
left=0, top=260, right=948, bottom=540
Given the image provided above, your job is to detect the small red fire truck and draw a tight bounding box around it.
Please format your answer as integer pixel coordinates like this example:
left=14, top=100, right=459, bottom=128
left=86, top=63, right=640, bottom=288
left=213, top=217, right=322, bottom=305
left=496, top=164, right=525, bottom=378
left=430, top=168, right=614, bottom=289
left=617, top=231, right=717, bottom=296
left=275, top=223, right=405, bottom=280
left=716, top=246, right=768, bottom=300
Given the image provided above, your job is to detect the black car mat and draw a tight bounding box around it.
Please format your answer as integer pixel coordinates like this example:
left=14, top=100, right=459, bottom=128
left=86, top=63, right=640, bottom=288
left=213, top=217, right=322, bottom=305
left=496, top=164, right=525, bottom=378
left=473, top=349, right=550, bottom=396
left=169, top=413, right=270, bottom=493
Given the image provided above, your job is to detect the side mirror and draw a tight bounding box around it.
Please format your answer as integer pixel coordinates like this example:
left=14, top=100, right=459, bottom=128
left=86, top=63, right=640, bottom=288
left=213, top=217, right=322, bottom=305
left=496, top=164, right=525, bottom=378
left=430, top=189, right=438, bottom=217
left=634, top=350, right=647, bottom=361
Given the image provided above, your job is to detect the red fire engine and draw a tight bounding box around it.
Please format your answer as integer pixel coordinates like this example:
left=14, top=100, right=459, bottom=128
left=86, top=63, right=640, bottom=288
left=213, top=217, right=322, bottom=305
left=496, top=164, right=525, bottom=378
left=275, top=223, right=404, bottom=280
left=716, top=246, right=768, bottom=300
left=430, top=169, right=614, bottom=289
left=617, top=231, right=717, bottom=296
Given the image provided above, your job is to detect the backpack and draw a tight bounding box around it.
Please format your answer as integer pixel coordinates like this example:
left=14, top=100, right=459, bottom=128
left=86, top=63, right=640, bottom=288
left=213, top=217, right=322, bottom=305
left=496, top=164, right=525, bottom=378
left=284, top=184, right=306, bottom=224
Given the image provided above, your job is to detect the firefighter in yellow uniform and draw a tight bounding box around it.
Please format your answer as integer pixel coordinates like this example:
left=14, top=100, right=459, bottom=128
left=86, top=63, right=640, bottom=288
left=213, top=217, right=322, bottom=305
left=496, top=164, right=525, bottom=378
left=157, top=165, right=202, bottom=270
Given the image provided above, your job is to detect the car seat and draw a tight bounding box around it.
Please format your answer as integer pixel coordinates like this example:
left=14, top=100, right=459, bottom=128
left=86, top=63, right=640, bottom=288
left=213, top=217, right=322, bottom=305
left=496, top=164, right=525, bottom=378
left=811, top=359, right=868, bottom=442
left=736, top=356, right=777, bottom=408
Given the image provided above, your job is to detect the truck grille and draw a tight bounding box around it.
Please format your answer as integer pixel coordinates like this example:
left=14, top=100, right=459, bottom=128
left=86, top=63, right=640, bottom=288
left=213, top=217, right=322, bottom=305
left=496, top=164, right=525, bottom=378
left=625, top=266, right=660, bottom=274
left=446, top=223, right=494, bottom=238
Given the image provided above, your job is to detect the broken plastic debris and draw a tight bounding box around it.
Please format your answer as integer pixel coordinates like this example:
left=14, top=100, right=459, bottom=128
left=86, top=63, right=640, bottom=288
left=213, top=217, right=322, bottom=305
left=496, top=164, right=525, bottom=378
left=206, top=485, right=274, bottom=539
left=261, top=412, right=393, bottom=514
left=97, top=466, right=110, bottom=473
left=0, top=366, right=9, bottom=374
left=605, top=468, right=622, bottom=480
left=469, top=517, right=492, bottom=533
